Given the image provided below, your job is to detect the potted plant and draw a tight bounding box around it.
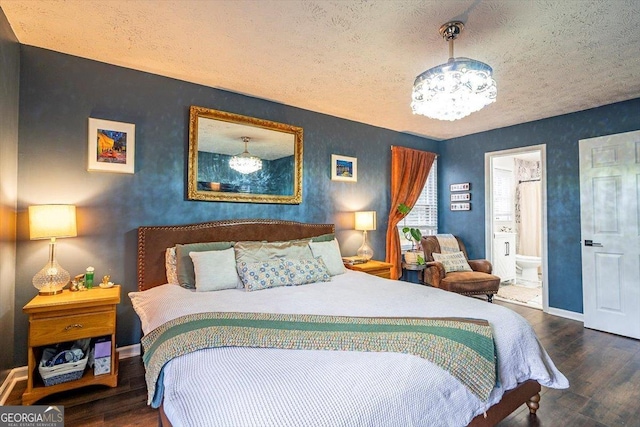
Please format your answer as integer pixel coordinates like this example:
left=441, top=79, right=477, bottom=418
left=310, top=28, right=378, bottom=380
left=397, top=204, right=425, bottom=265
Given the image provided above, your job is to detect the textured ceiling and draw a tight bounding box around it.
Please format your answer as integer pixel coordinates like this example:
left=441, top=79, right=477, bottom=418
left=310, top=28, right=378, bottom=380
left=2, top=0, right=640, bottom=140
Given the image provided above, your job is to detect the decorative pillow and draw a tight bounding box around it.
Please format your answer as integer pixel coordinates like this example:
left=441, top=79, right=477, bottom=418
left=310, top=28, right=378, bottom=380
left=176, top=241, right=235, bottom=289
left=309, top=239, right=345, bottom=276
left=432, top=251, right=473, bottom=273
left=234, top=240, right=313, bottom=264
left=283, top=257, right=332, bottom=285
left=165, top=247, right=178, bottom=285
left=237, top=259, right=292, bottom=292
left=311, top=233, right=335, bottom=242
left=189, top=248, right=241, bottom=292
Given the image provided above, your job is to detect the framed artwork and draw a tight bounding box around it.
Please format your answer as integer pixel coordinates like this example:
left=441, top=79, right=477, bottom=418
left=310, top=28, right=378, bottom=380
left=450, top=182, right=470, bottom=192
left=88, top=118, right=135, bottom=174
left=451, top=202, right=471, bottom=211
left=331, top=154, right=357, bottom=182
left=450, top=193, right=471, bottom=202
left=187, top=106, right=303, bottom=204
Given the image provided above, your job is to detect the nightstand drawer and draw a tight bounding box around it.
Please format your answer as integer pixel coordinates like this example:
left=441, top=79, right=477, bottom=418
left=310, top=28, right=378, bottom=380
left=29, top=311, right=115, bottom=347
left=369, top=270, right=391, bottom=279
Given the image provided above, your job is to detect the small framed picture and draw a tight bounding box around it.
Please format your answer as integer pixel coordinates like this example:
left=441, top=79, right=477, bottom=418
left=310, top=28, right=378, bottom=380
left=450, top=193, right=471, bottom=202
left=451, top=202, right=471, bottom=211
left=331, top=154, right=357, bottom=182
left=88, top=118, right=135, bottom=174
left=450, top=182, right=470, bottom=192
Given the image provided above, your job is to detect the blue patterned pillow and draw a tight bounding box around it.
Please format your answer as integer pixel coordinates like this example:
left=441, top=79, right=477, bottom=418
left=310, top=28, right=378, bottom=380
left=237, top=259, right=292, bottom=291
left=283, top=257, right=331, bottom=285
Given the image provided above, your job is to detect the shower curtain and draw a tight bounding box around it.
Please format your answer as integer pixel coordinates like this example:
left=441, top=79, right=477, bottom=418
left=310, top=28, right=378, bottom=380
left=517, top=181, right=541, bottom=257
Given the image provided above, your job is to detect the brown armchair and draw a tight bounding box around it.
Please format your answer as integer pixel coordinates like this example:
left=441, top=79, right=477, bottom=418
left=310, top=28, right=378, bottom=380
left=419, top=235, right=500, bottom=302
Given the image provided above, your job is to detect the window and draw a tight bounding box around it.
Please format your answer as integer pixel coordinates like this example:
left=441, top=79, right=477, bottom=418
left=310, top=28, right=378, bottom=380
left=493, top=168, right=513, bottom=221
left=398, top=160, right=438, bottom=250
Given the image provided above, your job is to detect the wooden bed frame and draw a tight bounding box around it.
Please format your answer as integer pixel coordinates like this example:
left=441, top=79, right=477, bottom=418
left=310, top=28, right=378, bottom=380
left=137, top=219, right=542, bottom=427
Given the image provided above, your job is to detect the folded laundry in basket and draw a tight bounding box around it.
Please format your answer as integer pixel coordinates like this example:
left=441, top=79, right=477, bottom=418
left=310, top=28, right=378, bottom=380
left=41, top=338, right=91, bottom=368
left=44, top=348, right=85, bottom=367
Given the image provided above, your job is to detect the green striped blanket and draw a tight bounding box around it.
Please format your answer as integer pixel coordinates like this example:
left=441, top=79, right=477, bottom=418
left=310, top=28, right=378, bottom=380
left=141, top=312, right=497, bottom=407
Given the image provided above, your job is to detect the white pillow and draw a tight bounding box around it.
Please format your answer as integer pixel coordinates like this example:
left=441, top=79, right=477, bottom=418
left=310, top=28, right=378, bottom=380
left=189, top=248, right=240, bottom=292
left=432, top=251, right=472, bottom=273
left=309, top=239, right=345, bottom=276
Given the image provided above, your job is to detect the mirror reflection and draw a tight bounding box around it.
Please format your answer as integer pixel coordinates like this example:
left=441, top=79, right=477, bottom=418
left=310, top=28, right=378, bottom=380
left=188, top=106, right=303, bottom=204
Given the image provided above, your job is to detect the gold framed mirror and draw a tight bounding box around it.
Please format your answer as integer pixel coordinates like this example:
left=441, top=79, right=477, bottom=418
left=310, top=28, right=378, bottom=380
left=188, top=106, right=303, bottom=204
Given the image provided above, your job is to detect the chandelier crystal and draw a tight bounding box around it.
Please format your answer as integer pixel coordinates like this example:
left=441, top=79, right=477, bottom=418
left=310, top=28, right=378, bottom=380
left=229, top=136, right=262, bottom=174
left=411, top=21, right=497, bottom=121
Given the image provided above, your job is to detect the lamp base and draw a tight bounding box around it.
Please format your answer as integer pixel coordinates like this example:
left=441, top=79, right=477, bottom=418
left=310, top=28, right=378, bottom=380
left=38, top=288, right=64, bottom=296
left=32, top=249, right=70, bottom=297
left=357, top=230, right=374, bottom=261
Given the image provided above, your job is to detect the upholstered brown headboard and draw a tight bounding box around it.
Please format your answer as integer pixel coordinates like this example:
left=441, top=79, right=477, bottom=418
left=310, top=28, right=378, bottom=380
left=137, top=219, right=335, bottom=291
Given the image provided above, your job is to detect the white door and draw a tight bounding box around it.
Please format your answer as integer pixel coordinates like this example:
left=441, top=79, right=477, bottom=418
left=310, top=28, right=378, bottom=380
left=580, top=130, right=640, bottom=339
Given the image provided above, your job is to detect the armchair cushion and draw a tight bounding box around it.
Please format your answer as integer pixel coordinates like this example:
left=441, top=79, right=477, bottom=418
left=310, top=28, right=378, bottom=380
left=432, top=252, right=472, bottom=273
left=441, top=271, right=501, bottom=295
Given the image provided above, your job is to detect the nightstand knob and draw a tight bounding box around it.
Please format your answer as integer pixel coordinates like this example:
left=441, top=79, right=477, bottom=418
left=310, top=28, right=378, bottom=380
left=65, top=323, right=84, bottom=331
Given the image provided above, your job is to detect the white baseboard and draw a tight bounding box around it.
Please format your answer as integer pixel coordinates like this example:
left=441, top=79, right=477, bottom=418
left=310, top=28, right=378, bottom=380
left=0, top=366, right=27, bottom=406
left=547, top=307, right=584, bottom=322
left=0, top=344, right=141, bottom=406
left=116, top=343, right=141, bottom=359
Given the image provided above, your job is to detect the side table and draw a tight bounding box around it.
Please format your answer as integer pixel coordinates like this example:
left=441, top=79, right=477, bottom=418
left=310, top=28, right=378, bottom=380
left=22, top=286, right=120, bottom=405
left=401, top=262, right=426, bottom=284
left=344, top=260, right=393, bottom=279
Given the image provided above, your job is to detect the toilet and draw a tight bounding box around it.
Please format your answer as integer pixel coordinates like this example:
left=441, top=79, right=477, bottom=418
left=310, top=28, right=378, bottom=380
left=515, top=254, right=541, bottom=288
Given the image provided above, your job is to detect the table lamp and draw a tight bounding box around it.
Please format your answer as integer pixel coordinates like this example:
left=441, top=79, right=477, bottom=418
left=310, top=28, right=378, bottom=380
left=355, top=210, right=376, bottom=261
left=29, top=205, right=77, bottom=295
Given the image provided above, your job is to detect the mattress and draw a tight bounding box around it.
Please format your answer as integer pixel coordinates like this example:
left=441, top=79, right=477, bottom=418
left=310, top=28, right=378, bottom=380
left=130, top=270, right=568, bottom=427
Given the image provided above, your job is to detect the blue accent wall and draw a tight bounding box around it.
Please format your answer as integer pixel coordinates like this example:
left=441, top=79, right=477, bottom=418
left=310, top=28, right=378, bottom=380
left=13, top=46, right=439, bottom=365
left=10, top=42, right=640, bottom=367
left=439, top=98, right=640, bottom=313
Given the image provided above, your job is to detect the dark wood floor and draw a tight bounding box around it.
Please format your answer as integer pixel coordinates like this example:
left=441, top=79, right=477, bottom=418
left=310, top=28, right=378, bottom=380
left=6, top=300, right=640, bottom=426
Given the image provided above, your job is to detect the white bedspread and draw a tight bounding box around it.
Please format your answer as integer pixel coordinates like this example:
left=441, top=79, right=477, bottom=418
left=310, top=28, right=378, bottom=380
left=129, top=270, right=568, bottom=427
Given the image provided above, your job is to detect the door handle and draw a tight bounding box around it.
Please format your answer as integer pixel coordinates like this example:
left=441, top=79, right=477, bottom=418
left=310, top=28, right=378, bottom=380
left=505, top=241, right=510, bottom=256
left=584, top=240, right=603, bottom=247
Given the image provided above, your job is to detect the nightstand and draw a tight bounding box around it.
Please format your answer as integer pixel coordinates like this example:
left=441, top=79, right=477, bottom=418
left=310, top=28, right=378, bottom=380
left=22, top=286, right=120, bottom=405
left=344, top=260, right=393, bottom=279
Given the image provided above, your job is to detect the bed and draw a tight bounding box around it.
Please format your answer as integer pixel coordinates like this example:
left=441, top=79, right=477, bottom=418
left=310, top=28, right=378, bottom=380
left=132, top=219, right=568, bottom=427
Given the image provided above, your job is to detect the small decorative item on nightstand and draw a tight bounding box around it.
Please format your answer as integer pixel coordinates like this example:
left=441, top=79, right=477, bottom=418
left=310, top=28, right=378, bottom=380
left=100, top=275, right=115, bottom=288
left=85, top=266, right=95, bottom=288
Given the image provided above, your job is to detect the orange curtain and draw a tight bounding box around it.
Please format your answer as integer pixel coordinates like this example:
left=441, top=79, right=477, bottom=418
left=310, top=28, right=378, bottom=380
left=385, top=146, right=436, bottom=279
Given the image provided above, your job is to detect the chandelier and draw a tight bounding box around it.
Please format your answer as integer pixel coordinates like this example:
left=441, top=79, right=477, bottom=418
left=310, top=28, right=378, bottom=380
left=411, top=21, right=497, bottom=121
left=229, top=136, right=262, bottom=174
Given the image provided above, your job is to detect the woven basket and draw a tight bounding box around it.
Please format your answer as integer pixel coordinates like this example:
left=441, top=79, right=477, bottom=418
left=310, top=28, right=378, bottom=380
left=39, top=354, right=88, bottom=386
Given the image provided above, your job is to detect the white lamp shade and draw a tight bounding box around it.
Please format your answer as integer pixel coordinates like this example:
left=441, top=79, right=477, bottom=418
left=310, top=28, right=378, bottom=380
left=29, top=205, right=78, bottom=240
left=355, top=211, right=376, bottom=231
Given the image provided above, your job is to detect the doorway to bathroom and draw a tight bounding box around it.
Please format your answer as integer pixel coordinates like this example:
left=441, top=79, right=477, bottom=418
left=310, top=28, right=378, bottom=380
left=485, top=145, right=548, bottom=311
